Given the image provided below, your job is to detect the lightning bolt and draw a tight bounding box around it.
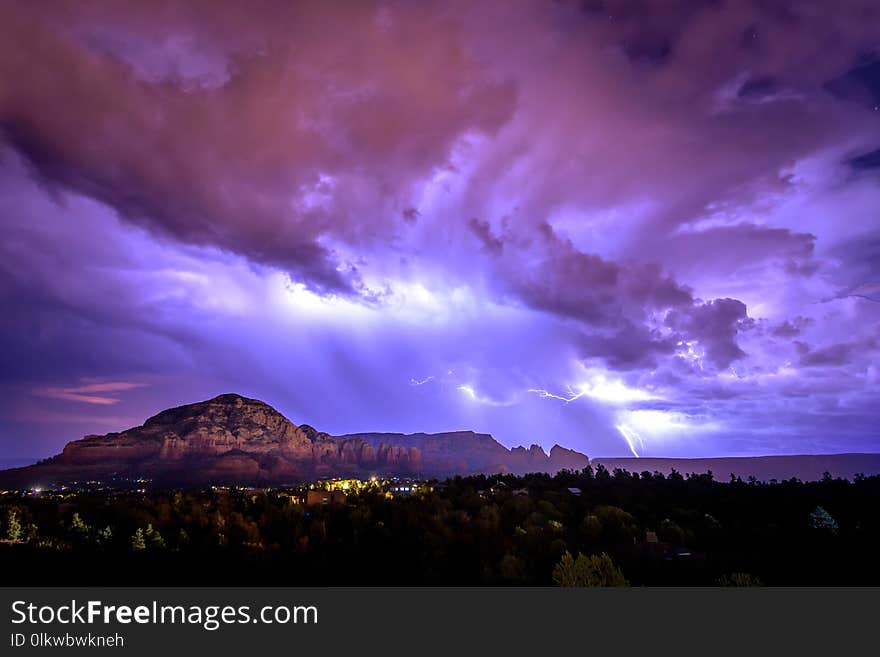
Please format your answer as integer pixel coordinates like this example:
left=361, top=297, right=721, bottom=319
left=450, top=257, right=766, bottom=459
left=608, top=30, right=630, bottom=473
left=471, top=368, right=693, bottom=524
left=409, top=376, right=435, bottom=386
left=457, top=384, right=477, bottom=399
left=527, top=385, right=584, bottom=404
left=821, top=282, right=880, bottom=304
left=615, top=424, right=644, bottom=458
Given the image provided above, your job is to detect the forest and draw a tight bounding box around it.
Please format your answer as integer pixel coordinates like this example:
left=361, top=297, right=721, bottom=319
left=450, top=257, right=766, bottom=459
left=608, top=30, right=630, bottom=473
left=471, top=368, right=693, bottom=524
left=2, top=466, right=878, bottom=586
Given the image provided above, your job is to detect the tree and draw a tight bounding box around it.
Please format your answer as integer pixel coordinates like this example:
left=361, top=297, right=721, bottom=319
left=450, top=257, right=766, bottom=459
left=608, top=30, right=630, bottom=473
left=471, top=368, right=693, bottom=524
left=498, top=553, right=525, bottom=581
left=595, top=464, right=611, bottom=482
left=145, top=524, right=166, bottom=550
left=580, top=514, right=602, bottom=543
left=24, top=523, right=39, bottom=543
left=809, top=506, right=839, bottom=534
left=97, top=526, right=113, bottom=546
left=659, top=518, right=685, bottom=545
left=5, top=509, right=22, bottom=542
left=716, top=572, right=763, bottom=587
left=131, top=528, right=146, bottom=551
left=552, top=551, right=628, bottom=587
left=70, top=513, right=90, bottom=540
left=594, top=505, right=638, bottom=543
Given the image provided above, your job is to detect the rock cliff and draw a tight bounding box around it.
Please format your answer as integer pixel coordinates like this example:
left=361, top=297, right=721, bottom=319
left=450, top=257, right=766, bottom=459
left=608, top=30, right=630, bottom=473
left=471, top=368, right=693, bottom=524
left=0, top=393, right=589, bottom=487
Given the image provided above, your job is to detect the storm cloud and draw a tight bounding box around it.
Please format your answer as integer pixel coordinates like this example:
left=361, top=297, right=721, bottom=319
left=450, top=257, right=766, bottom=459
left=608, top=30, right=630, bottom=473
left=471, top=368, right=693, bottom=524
left=1, top=0, right=879, bottom=460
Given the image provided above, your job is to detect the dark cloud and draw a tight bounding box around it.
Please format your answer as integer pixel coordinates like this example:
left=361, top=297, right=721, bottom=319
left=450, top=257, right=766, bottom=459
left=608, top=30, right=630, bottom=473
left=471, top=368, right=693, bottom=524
left=0, top=1, right=516, bottom=295
left=1, top=0, right=879, bottom=460
left=577, top=323, right=676, bottom=370
left=655, top=224, right=815, bottom=278
left=467, top=218, right=504, bottom=255
left=578, top=0, right=715, bottom=63
left=474, top=222, right=758, bottom=372
left=402, top=208, right=421, bottom=224
left=771, top=317, right=813, bottom=338
left=824, top=231, right=880, bottom=298
left=825, top=53, right=880, bottom=109
left=666, top=299, right=750, bottom=369
left=504, top=223, right=692, bottom=329
left=737, top=75, right=780, bottom=100
left=849, top=147, right=880, bottom=171
left=800, top=343, right=854, bottom=367
left=797, top=334, right=878, bottom=368
left=623, top=36, right=673, bottom=65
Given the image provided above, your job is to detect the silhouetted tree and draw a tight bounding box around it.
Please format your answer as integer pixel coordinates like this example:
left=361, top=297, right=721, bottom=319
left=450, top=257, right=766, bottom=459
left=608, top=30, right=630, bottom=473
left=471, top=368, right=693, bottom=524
left=499, top=553, right=525, bottom=581
left=716, top=572, right=763, bottom=587
left=580, top=514, right=602, bottom=543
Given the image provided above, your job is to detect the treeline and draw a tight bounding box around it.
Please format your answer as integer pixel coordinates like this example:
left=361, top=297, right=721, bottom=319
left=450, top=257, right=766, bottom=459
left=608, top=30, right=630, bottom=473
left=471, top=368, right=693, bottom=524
left=1, top=466, right=879, bottom=586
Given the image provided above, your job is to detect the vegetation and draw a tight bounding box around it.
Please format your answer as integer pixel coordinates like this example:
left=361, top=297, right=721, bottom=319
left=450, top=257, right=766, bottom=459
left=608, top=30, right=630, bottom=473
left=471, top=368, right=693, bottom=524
left=4, top=508, right=21, bottom=542
left=552, top=551, right=627, bottom=587
left=1, top=466, right=879, bottom=586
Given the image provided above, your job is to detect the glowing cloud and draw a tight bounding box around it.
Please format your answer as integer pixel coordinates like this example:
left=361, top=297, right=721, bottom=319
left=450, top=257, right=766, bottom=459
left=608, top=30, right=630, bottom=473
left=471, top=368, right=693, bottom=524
left=529, top=368, right=660, bottom=405
left=35, top=382, right=148, bottom=406
left=457, top=385, right=516, bottom=407
left=1, top=1, right=879, bottom=460
left=614, top=409, right=725, bottom=457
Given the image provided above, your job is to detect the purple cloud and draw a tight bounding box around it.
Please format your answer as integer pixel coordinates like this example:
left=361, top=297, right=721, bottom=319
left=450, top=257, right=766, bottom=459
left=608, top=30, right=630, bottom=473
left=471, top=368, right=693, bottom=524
left=0, top=0, right=879, bottom=461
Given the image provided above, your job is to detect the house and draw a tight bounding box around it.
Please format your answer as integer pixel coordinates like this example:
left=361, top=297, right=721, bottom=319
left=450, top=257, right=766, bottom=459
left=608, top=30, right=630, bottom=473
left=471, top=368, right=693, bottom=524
left=305, top=490, right=347, bottom=507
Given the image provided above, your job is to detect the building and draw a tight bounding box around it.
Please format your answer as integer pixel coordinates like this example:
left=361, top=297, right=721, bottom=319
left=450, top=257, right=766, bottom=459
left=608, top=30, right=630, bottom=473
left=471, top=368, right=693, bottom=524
left=304, top=490, right=347, bottom=507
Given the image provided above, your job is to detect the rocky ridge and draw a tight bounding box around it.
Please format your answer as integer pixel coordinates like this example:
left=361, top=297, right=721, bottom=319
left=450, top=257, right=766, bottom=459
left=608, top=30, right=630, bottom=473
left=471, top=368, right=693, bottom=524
left=0, top=393, right=589, bottom=487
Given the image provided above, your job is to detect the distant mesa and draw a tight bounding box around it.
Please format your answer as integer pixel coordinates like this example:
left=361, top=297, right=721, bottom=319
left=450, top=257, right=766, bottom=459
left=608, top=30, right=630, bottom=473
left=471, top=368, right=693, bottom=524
left=2, top=393, right=878, bottom=489
left=0, top=393, right=589, bottom=487
left=591, top=455, right=880, bottom=482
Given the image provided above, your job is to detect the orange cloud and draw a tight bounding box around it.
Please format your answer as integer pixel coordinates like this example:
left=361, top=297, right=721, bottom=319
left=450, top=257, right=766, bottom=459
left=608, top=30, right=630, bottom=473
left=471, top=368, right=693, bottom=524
left=35, top=382, right=148, bottom=405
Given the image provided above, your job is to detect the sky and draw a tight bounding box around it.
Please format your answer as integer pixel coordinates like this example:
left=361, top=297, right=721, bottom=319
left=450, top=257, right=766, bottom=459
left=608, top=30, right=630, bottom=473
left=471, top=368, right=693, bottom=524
left=1, top=0, right=879, bottom=463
